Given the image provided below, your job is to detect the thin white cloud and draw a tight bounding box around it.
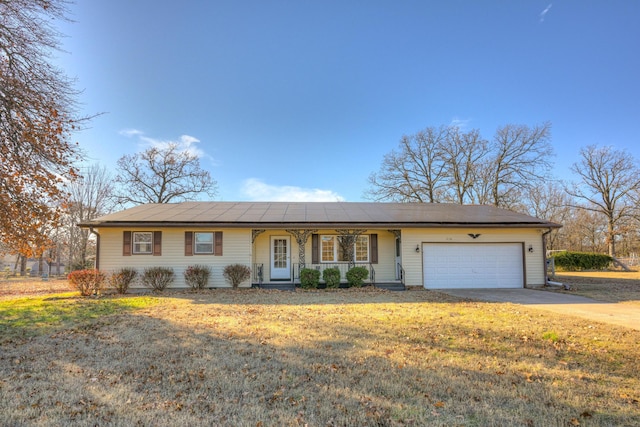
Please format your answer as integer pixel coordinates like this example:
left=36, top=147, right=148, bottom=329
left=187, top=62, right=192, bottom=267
left=241, top=178, right=345, bottom=202
left=449, top=117, right=471, bottom=130
left=119, top=128, right=144, bottom=137
left=539, top=4, right=552, bottom=22
left=120, top=129, right=208, bottom=160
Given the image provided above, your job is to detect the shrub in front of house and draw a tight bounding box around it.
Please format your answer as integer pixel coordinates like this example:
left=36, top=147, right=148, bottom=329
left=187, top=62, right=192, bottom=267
left=109, top=267, right=137, bottom=294
left=141, top=267, right=175, bottom=291
left=68, top=269, right=107, bottom=296
left=322, top=267, right=341, bottom=288
left=346, top=266, right=369, bottom=287
left=300, top=268, right=320, bottom=289
left=223, top=264, right=251, bottom=288
left=184, top=265, right=211, bottom=290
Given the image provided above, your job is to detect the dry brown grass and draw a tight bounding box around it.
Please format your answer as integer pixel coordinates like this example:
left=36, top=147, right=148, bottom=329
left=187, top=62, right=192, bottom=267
left=554, top=271, right=640, bottom=304
left=1, top=283, right=639, bottom=426
left=0, top=277, right=72, bottom=298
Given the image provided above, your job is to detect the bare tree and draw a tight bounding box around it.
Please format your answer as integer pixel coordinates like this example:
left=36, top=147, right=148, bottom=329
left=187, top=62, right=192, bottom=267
left=440, top=127, right=489, bottom=204
left=366, top=122, right=553, bottom=210
left=0, top=0, right=86, bottom=255
left=366, top=127, right=449, bottom=202
left=114, top=143, right=218, bottom=205
left=64, top=164, right=115, bottom=269
left=483, top=123, right=554, bottom=209
left=566, top=145, right=640, bottom=257
left=524, top=181, right=571, bottom=251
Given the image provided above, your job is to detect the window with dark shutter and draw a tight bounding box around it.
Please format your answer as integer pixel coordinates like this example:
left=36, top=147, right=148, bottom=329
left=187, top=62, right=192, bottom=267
left=123, top=231, right=132, bottom=256
left=370, top=234, right=378, bottom=264
left=214, top=231, right=223, bottom=256
left=153, top=231, right=162, bottom=256
left=311, top=234, right=319, bottom=264
left=185, top=232, right=193, bottom=256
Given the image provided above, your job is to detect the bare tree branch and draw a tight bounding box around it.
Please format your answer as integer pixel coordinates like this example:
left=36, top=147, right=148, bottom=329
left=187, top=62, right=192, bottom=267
left=114, top=143, right=218, bottom=205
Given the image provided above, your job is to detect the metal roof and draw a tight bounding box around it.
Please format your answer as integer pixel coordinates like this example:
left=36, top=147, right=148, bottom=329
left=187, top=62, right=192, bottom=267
left=79, top=202, right=562, bottom=229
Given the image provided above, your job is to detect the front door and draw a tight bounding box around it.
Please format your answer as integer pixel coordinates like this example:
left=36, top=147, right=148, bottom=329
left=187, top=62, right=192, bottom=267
left=270, top=236, right=291, bottom=280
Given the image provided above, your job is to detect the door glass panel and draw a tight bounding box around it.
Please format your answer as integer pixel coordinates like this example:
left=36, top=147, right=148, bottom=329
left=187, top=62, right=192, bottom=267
left=273, top=239, right=287, bottom=268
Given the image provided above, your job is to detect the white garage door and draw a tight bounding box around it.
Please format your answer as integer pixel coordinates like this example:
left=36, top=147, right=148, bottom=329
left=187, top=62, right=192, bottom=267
left=423, top=243, right=524, bottom=289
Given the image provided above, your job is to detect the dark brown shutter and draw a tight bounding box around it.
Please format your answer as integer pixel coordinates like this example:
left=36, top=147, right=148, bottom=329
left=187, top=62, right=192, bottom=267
left=185, top=231, right=193, bottom=256
left=311, top=234, right=319, bottom=264
left=153, top=231, right=162, bottom=256
left=214, top=231, right=223, bottom=256
left=123, top=231, right=132, bottom=256
left=370, top=234, right=378, bottom=264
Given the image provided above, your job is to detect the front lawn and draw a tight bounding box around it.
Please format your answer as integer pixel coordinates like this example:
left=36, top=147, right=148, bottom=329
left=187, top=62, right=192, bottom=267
left=1, top=288, right=638, bottom=426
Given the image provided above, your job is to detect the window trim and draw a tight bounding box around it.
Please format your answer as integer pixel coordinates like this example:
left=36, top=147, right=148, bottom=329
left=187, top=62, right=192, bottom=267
left=132, top=231, right=153, bottom=255
left=319, top=234, right=370, bottom=263
left=194, top=231, right=214, bottom=254
left=185, top=231, right=223, bottom=256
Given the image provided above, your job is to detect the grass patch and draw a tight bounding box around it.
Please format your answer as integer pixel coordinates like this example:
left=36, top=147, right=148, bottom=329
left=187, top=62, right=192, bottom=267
left=555, top=271, right=640, bottom=304
left=0, top=293, right=158, bottom=343
left=0, top=289, right=638, bottom=426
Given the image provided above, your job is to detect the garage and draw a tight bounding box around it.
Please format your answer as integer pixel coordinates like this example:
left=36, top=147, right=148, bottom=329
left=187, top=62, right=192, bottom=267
left=423, top=243, right=524, bottom=289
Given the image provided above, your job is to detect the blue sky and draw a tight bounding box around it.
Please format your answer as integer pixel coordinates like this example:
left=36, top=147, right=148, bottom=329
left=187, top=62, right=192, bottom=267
left=55, top=1, right=640, bottom=202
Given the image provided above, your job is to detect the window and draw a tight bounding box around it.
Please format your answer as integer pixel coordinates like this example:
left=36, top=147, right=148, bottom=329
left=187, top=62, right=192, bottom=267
left=194, top=232, right=214, bottom=254
left=355, top=235, right=369, bottom=262
left=321, top=236, right=335, bottom=262
left=133, top=232, right=153, bottom=254
left=185, top=231, right=223, bottom=256
left=320, top=235, right=369, bottom=263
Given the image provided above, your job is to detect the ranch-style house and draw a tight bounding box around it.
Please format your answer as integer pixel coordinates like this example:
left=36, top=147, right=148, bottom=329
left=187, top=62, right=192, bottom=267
left=79, top=201, right=561, bottom=290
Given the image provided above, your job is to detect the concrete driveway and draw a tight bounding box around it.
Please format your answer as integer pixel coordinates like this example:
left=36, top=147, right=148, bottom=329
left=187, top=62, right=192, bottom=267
left=437, top=288, right=640, bottom=331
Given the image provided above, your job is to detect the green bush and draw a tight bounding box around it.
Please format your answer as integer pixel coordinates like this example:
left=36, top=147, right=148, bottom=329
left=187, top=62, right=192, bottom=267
left=300, top=268, right=320, bottom=289
left=322, top=267, right=341, bottom=288
left=141, top=267, right=175, bottom=291
left=184, top=265, right=211, bottom=290
left=551, top=251, right=613, bottom=271
left=109, top=267, right=137, bottom=294
left=223, top=264, right=251, bottom=288
left=346, top=266, right=369, bottom=287
left=68, top=269, right=107, bottom=296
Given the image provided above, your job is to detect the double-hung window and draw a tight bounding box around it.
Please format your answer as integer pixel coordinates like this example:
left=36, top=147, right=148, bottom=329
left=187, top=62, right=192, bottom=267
left=133, top=232, right=153, bottom=254
left=194, top=232, right=214, bottom=254
left=320, top=235, right=369, bottom=263
left=185, top=231, right=223, bottom=256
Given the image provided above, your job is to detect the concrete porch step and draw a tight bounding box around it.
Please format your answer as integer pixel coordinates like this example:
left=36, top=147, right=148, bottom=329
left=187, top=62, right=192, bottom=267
left=258, top=283, right=296, bottom=291
left=374, top=282, right=406, bottom=291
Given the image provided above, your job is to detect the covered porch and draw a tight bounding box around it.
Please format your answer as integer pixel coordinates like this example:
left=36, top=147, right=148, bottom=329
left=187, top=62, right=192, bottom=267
left=250, top=228, right=405, bottom=290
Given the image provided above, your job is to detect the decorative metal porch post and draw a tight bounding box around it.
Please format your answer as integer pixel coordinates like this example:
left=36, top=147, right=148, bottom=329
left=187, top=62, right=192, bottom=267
left=336, top=229, right=366, bottom=267
left=285, top=229, right=317, bottom=269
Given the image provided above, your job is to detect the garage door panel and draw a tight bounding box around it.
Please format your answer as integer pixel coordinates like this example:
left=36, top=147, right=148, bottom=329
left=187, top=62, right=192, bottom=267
left=423, top=243, right=523, bottom=289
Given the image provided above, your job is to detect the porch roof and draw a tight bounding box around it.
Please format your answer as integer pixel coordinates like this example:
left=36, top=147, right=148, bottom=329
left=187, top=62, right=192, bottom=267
left=79, top=202, right=561, bottom=229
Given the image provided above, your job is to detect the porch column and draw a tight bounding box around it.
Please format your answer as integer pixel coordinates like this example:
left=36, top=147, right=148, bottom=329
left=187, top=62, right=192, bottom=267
left=286, top=229, right=317, bottom=268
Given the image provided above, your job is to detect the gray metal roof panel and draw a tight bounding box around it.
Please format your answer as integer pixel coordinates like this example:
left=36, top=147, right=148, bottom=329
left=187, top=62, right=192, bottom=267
left=81, top=202, right=561, bottom=228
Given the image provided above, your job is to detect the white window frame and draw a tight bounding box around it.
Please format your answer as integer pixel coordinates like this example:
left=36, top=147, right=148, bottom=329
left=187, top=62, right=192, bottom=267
left=320, top=235, right=369, bottom=263
left=194, top=232, right=214, bottom=254
left=133, top=232, right=153, bottom=254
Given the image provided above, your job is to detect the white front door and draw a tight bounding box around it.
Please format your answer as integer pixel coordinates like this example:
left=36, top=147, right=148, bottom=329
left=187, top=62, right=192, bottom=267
left=270, top=236, right=291, bottom=280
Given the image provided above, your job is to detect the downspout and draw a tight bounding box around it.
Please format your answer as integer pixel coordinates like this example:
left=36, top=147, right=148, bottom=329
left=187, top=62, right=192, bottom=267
left=89, top=227, right=100, bottom=270
left=542, top=228, right=567, bottom=290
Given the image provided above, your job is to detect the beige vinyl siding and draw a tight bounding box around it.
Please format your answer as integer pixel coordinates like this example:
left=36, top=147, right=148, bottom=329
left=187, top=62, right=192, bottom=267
left=400, top=228, right=545, bottom=288
left=97, top=227, right=252, bottom=288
